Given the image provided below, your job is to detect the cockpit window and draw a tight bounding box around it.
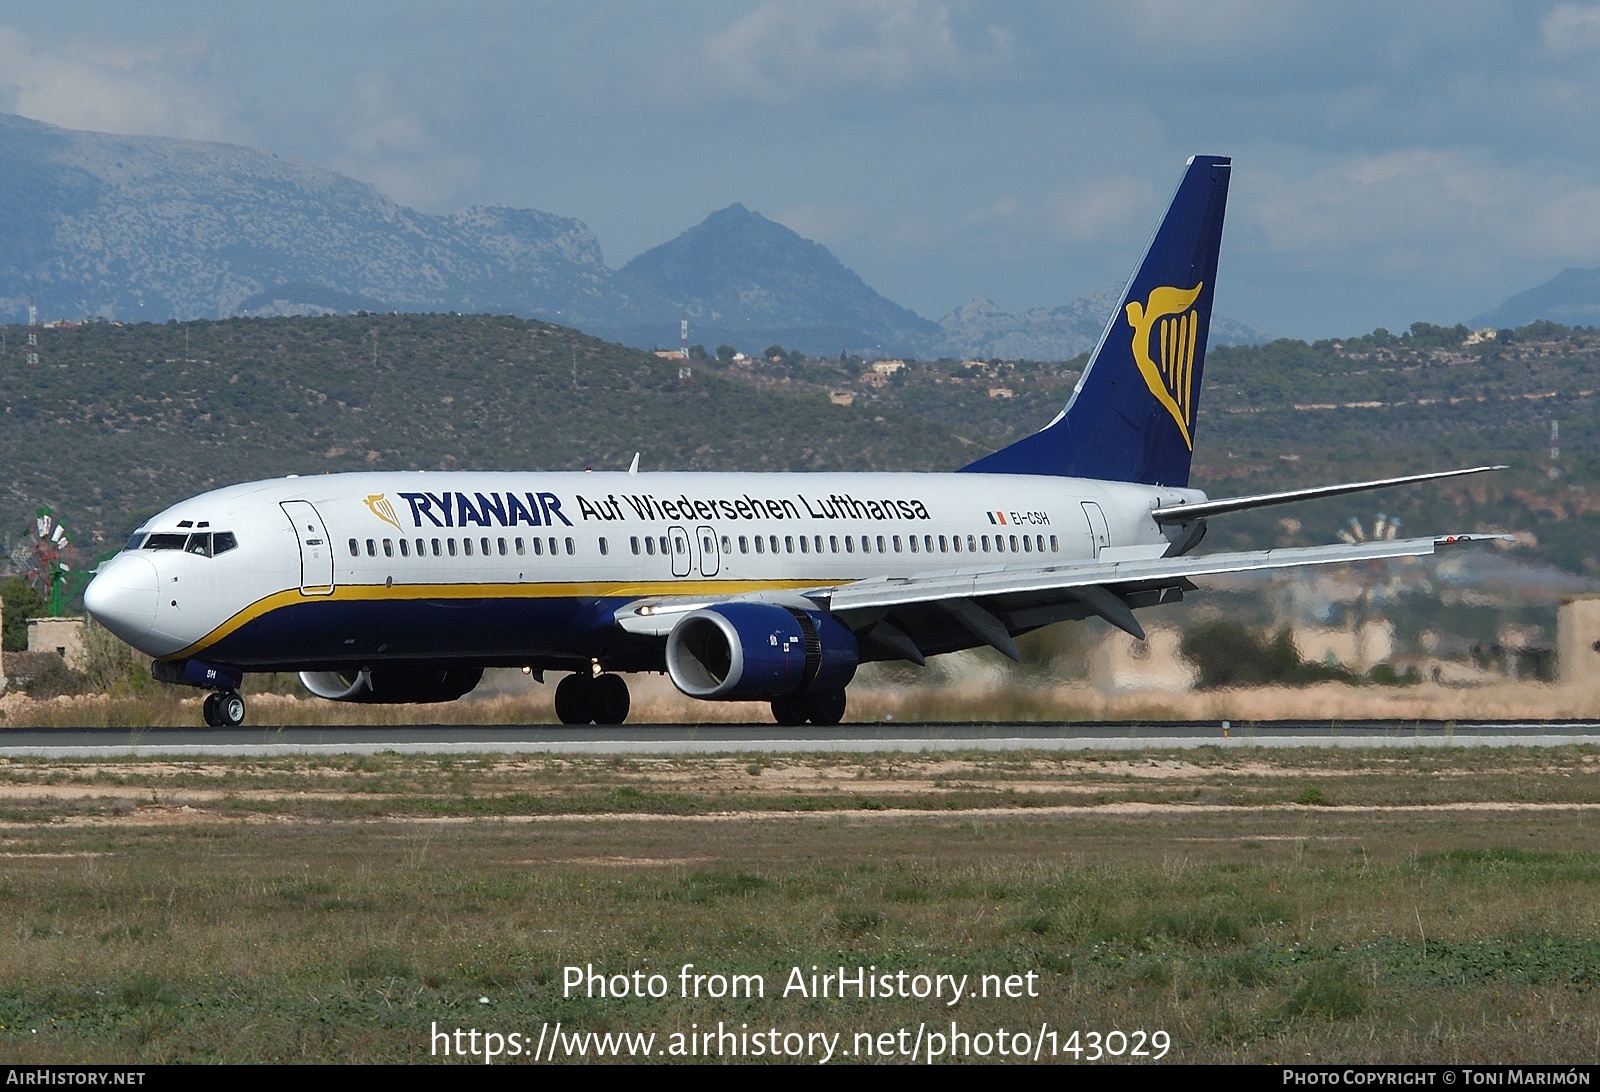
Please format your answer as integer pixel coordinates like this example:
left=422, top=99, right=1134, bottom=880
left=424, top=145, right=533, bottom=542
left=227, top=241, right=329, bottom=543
left=124, top=533, right=147, bottom=552
left=141, top=531, right=236, bottom=555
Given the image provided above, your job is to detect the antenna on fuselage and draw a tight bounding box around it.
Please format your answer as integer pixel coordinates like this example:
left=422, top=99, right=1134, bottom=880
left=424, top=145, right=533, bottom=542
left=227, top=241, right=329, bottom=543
left=628, top=452, right=640, bottom=475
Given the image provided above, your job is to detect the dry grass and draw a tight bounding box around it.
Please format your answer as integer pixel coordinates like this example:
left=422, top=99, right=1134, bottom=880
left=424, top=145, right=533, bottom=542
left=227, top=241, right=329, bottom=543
left=0, top=748, right=1599, bottom=1062
left=5, top=673, right=1600, bottom=729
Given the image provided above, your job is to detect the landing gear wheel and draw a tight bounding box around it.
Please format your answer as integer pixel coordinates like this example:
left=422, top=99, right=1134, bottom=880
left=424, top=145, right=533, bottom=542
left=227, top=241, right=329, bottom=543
left=770, top=695, right=808, bottom=726
left=803, top=688, right=847, bottom=727
left=218, top=691, right=245, bottom=727
left=202, top=692, right=222, bottom=728
left=555, top=673, right=596, bottom=725
left=592, top=674, right=630, bottom=725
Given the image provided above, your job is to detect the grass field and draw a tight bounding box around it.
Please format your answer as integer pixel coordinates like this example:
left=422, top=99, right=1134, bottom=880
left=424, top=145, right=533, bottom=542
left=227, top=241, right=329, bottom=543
left=2, top=746, right=1600, bottom=1064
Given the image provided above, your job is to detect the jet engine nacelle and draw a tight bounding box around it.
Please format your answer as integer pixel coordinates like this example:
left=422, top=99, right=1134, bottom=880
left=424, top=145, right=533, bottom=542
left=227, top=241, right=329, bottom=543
left=298, top=666, right=484, bottom=704
left=665, top=603, right=857, bottom=700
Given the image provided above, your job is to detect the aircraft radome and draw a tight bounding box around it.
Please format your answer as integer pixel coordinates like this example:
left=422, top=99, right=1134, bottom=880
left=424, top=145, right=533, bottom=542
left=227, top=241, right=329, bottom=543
left=84, top=156, right=1504, bottom=728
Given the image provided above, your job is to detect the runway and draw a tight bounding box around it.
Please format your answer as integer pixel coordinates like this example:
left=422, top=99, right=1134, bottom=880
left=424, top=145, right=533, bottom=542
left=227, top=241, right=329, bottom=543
left=3, top=719, right=1600, bottom=757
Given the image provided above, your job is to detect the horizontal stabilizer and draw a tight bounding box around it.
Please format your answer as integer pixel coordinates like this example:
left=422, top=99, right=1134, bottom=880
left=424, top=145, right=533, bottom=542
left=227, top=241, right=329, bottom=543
left=1152, top=465, right=1507, bottom=523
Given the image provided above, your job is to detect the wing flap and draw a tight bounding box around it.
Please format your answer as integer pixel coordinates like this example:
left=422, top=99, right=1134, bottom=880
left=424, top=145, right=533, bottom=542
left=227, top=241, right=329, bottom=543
left=822, top=534, right=1504, bottom=614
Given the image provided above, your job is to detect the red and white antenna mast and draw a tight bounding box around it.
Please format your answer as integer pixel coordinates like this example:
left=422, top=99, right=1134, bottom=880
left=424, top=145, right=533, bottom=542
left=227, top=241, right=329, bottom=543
left=26, top=297, right=39, bottom=369
left=678, top=311, right=691, bottom=381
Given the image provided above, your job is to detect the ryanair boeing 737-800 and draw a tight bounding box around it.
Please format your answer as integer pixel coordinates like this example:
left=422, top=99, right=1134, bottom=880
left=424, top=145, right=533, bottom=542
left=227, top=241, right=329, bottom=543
left=83, top=156, right=1502, bottom=728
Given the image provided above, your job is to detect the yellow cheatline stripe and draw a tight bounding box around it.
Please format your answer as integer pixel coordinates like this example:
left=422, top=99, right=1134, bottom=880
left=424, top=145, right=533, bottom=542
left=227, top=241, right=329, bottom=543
left=167, top=577, right=841, bottom=661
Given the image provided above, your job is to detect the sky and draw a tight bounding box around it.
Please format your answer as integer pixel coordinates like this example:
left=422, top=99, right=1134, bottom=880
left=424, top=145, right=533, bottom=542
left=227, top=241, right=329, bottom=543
left=3, top=1, right=1600, bottom=340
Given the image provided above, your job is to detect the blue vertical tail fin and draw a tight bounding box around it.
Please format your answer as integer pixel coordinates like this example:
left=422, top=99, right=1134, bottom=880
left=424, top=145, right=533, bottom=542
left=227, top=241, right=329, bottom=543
left=960, top=155, right=1231, bottom=487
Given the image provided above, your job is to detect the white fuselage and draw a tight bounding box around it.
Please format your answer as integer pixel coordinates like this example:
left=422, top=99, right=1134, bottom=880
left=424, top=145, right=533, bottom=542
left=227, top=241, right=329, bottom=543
left=84, top=470, right=1204, bottom=671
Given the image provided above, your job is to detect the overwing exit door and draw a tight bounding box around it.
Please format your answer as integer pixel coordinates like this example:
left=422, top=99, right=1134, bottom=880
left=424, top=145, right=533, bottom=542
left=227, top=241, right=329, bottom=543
left=668, top=524, right=694, bottom=578
left=696, top=525, right=720, bottom=576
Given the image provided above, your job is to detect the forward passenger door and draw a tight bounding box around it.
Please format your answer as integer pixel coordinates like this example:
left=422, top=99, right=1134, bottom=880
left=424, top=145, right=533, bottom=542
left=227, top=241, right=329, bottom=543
left=281, top=500, right=335, bottom=594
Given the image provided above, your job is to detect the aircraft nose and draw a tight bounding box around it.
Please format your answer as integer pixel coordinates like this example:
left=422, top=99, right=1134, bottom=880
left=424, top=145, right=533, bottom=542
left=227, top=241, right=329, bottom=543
left=83, top=554, right=159, bottom=647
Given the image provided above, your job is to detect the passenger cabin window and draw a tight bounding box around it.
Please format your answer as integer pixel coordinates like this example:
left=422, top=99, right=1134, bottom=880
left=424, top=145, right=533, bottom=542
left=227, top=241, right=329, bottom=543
left=383, top=539, right=394, bottom=558
left=366, top=539, right=377, bottom=557
left=463, top=538, right=473, bottom=557
left=532, top=538, right=544, bottom=556
left=399, top=540, right=410, bottom=557
left=447, top=539, right=457, bottom=557
left=1050, top=535, right=1059, bottom=551
left=516, top=538, right=526, bottom=556
left=599, top=537, right=609, bottom=556
left=498, top=537, right=508, bottom=557
left=565, top=538, right=575, bottom=555
left=481, top=537, right=490, bottom=556
left=431, top=539, right=442, bottom=557
left=631, top=536, right=641, bottom=556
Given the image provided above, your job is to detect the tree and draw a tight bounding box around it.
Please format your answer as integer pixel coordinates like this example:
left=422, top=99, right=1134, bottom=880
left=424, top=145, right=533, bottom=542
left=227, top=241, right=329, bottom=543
left=716, top=344, right=738, bottom=363
left=2, top=576, right=46, bottom=652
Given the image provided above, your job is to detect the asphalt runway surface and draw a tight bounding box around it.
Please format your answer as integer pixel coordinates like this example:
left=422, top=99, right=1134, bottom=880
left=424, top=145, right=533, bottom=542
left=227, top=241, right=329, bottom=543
left=3, top=720, right=1600, bottom=756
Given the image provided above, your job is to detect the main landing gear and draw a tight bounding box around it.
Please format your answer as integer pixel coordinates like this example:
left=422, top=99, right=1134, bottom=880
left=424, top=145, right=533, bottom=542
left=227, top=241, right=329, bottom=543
left=202, top=690, right=246, bottom=728
left=770, top=689, right=847, bottom=727
left=555, top=672, right=630, bottom=725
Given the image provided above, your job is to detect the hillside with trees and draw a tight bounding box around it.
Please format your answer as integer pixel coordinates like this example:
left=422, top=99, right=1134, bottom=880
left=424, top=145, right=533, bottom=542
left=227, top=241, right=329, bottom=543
left=2, top=314, right=1598, bottom=580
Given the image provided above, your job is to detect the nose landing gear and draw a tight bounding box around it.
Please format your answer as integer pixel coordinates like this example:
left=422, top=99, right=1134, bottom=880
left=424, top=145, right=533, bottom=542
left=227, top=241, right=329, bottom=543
left=202, top=690, right=246, bottom=728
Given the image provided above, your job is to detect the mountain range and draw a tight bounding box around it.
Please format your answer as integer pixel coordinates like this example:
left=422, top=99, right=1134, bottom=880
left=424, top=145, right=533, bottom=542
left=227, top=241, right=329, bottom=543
left=2, top=110, right=1272, bottom=358
left=1472, top=267, right=1600, bottom=330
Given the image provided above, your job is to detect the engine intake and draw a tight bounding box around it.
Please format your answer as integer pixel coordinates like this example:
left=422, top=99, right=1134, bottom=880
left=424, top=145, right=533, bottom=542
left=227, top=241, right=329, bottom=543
left=298, top=666, right=483, bottom=704
left=666, top=603, right=857, bottom=700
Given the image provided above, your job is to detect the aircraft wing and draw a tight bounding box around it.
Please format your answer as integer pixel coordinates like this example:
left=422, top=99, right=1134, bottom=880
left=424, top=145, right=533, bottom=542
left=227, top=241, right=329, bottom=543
left=809, top=533, right=1504, bottom=662
left=614, top=533, right=1504, bottom=661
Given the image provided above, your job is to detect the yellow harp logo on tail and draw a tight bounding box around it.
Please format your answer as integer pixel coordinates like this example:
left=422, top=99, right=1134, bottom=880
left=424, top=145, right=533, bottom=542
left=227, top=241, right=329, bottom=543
left=1124, top=282, right=1204, bottom=450
left=364, top=494, right=403, bottom=531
